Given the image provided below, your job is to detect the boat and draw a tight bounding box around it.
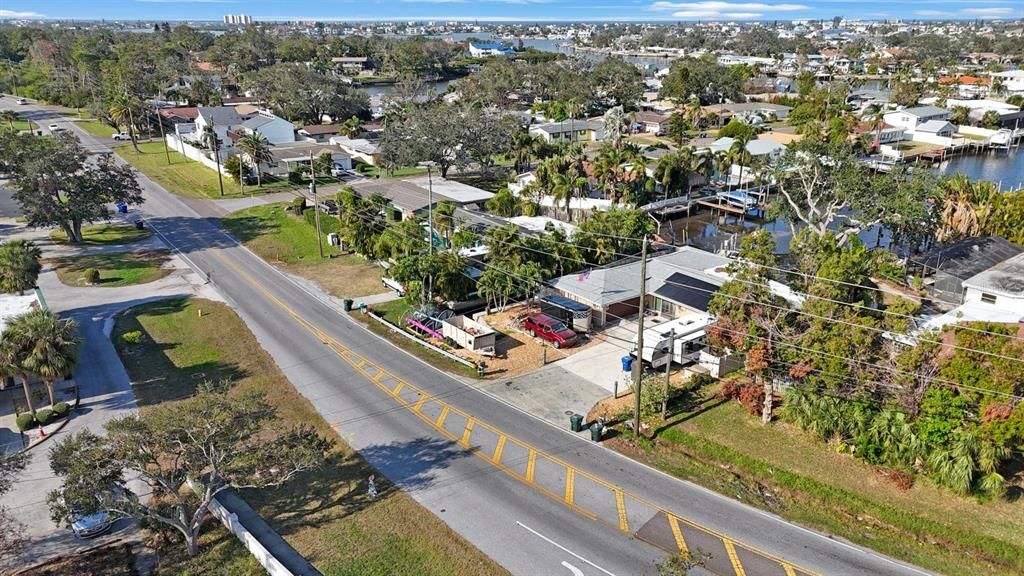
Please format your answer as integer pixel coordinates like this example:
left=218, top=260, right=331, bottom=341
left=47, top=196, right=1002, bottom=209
left=715, top=190, right=758, bottom=209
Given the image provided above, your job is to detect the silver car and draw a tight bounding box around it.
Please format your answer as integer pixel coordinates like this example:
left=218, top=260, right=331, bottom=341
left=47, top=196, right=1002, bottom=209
left=71, top=510, right=113, bottom=538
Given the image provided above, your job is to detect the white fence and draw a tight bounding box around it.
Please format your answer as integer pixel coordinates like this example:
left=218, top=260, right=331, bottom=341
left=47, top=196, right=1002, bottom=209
left=165, top=134, right=230, bottom=175
left=208, top=495, right=295, bottom=576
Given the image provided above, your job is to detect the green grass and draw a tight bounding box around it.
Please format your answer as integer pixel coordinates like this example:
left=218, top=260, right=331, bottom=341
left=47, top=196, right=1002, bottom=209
left=620, top=397, right=1024, bottom=576
left=5, top=119, right=35, bottom=131
left=75, top=120, right=116, bottom=138
left=113, top=297, right=508, bottom=576
left=353, top=160, right=427, bottom=179
left=50, top=224, right=152, bottom=246
left=116, top=141, right=338, bottom=199
left=51, top=251, right=171, bottom=287
left=223, top=203, right=384, bottom=298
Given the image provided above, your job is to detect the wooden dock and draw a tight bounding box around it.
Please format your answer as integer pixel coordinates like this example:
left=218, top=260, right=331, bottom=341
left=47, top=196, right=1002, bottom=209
left=697, top=198, right=755, bottom=216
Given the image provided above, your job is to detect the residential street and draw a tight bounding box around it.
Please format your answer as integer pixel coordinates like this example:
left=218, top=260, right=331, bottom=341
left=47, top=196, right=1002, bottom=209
left=3, top=96, right=933, bottom=576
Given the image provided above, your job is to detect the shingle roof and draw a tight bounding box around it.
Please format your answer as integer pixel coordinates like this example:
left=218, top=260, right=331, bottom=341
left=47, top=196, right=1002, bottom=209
left=963, top=253, right=1024, bottom=298
left=901, top=105, right=950, bottom=118
left=197, top=106, right=242, bottom=126
left=910, top=236, right=1024, bottom=280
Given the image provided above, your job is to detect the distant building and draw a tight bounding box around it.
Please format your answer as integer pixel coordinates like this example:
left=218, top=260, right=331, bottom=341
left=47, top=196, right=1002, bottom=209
left=468, top=42, right=514, bottom=57
left=223, top=14, right=252, bottom=25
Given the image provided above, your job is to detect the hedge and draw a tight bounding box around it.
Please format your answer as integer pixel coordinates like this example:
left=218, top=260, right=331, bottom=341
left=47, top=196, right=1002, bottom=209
left=35, top=408, right=55, bottom=426
left=16, top=413, right=36, bottom=432
left=53, top=402, right=70, bottom=416
left=303, top=206, right=342, bottom=235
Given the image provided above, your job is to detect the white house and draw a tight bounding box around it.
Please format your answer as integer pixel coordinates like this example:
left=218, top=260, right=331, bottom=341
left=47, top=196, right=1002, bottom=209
left=529, top=120, right=605, bottom=144
left=233, top=111, right=295, bottom=145
left=468, top=42, right=514, bottom=57
left=961, top=253, right=1024, bottom=318
left=259, top=141, right=351, bottom=177
left=329, top=136, right=381, bottom=166
left=883, top=105, right=952, bottom=131
left=991, top=70, right=1024, bottom=96
left=190, top=106, right=245, bottom=157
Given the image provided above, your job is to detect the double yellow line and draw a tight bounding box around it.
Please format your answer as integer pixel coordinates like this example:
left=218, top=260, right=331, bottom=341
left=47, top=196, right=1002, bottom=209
left=212, top=249, right=813, bottom=576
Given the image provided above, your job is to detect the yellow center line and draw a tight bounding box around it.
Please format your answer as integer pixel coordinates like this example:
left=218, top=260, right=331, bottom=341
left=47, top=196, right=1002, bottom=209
left=565, top=468, right=576, bottom=505
left=783, top=564, right=797, bottom=576
left=724, top=540, right=747, bottom=576
left=615, top=489, right=629, bottom=533
left=668, top=514, right=688, bottom=555
left=461, top=419, right=476, bottom=447
left=209, top=250, right=819, bottom=576
left=435, top=405, right=451, bottom=427
left=492, top=435, right=506, bottom=463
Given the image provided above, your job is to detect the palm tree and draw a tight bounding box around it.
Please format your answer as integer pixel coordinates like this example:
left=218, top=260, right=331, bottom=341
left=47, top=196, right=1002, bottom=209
left=603, top=105, right=630, bottom=150
left=510, top=130, right=540, bottom=173
left=654, top=151, right=689, bottom=200
left=936, top=174, right=994, bottom=241
left=13, top=310, right=80, bottom=406
left=0, top=334, right=35, bottom=417
left=431, top=201, right=457, bottom=248
left=201, top=124, right=226, bottom=197
left=684, top=97, right=705, bottom=131
left=0, top=240, right=42, bottom=295
left=236, top=131, right=273, bottom=187
left=728, top=135, right=753, bottom=190
left=1, top=110, right=19, bottom=131
left=109, top=92, right=142, bottom=154
left=341, top=116, right=362, bottom=138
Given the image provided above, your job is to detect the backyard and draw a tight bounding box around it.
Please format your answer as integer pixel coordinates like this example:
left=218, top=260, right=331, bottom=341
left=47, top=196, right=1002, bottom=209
left=223, top=203, right=384, bottom=298
left=49, top=250, right=171, bottom=287
left=112, top=297, right=508, bottom=576
left=609, top=383, right=1024, bottom=576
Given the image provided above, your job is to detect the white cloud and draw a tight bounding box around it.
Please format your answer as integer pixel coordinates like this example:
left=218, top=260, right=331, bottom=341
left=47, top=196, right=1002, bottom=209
left=914, top=9, right=954, bottom=16
left=0, top=9, right=45, bottom=18
left=962, top=7, right=1014, bottom=16
left=649, top=1, right=807, bottom=19
left=136, top=0, right=239, bottom=4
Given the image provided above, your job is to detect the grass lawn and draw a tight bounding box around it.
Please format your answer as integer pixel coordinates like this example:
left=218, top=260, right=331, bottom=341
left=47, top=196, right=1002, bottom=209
left=50, top=250, right=171, bottom=287
left=75, top=119, right=116, bottom=138
left=223, top=203, right=383, bottom=298
left=50, top=224, right=153, bottom=246
left=112, top=297, right=507, bottom=576
left=6, top=119, right=35, bottom=131
left=353, top=160, right=427, bottom=179
left=893, top=141, right=944, bottom=157
left=617, top=396, right=1024, bottom=576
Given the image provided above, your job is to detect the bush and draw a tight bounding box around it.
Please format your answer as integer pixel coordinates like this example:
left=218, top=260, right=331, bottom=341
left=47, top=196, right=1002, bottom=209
left=291, top=196, right=306, bottom=214
left=52, top=402, right=70, bottom=416
left=83, top=268, right=101, bottom=284
left=16, top=412, right=36, bottom=431
left=288, top=168, right=305, bottom=185
left=35, top=408, right=54, bottom=426
left=719, top=378, right=764, bottom=416
left=121, top=330, right=144, bottom=345
left=303, top=206, right=341, bottom=235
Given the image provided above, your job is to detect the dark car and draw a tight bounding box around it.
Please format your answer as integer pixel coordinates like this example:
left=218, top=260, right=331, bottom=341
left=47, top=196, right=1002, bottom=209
left=523, top=313, right=578, bottom=349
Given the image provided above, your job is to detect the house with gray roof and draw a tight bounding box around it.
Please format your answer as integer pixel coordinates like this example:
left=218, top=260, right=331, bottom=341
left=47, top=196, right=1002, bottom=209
left=529, top=120, right=605, bottom=143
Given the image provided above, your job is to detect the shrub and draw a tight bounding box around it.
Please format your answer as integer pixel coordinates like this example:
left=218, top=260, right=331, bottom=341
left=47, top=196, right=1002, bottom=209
left=16, top=412, right=36, bottom=431
left=303, top=206, right=341, bottom=235
left=288, top=168, right=305, bottom=185
left=121, top=330, right=144, bottom=345
left=35, top=408, right=54, bottom=426
left=52, top=402, right=70, bottom=416
left=291, top=196, right=306, bottom=214
left=719, top=378, right=764, bottom=416
left=83, top=268, right=101, bottom=284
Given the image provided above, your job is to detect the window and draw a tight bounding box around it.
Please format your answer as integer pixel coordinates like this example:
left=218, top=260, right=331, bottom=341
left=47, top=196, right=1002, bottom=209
left=980, top=293, right=997, bottom=304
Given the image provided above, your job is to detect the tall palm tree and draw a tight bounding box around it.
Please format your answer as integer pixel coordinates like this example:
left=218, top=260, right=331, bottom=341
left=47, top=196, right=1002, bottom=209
left=431, top=201, right=457, bottom=248
left=603, top=106, right=630, bottom=150
left=0, top=334, right=35, bottom=416
left=341, top=115, right=362, bottom=138
left=109, top=92, right=142, bottom=154
left=201, top=124, right=225, bottom=197
left=936, top=174, right=994, bottom=241
left=0, top=110, right=19, bottom=131
left=654, top=151, right=688, bottom=200
left=13, top=310, right=80, bottom=406
left=728, top=135, right=754, bottom=190
left=236, top=131, right=273, bottom=187
left=510, top=130, right=540, bottom=173
left=684, top=97, right=705, bottom=131
left=0, top=240, right=42, bottom=295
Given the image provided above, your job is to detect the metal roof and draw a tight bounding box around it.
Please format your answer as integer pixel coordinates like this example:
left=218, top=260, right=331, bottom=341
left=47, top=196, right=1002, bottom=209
left=910, top=236, right=1024, bottom=280
left=900, top=105, right=951, bottom=118
left=196, top=106, right=242, bottom=126
left=962, top=253, right=1024, bottom=298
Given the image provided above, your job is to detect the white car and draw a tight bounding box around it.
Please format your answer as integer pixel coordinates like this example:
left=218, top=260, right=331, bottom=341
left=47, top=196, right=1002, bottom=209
left=71, top=510, right=113, bottom=538
left=48, top=123, right=66, bottom=133
left=112, top=132, right=132, bottom=141
left=14, top=98, right=26, bottom=105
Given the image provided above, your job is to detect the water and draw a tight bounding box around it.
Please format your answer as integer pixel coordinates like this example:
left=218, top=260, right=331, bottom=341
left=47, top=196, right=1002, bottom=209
left=934, top=148, right=1024, bottom=191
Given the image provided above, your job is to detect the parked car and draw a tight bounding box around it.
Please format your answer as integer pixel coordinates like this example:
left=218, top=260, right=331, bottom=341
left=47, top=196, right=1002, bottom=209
left=71, top=510, right=114, bottom=538
left=14, top=98, right=26, bottom=105
left=112, top=132, right=132, bottom=141
left=318, top=199, right=339, bottom=215
left=523, top=313, right=578, bottom=349
left=48, top=123, right=65, bottom=133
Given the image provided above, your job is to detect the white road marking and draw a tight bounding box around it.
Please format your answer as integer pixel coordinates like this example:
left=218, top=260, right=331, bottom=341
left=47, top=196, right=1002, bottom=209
left=515, top=521, right=617, bottom=576
left=561, top=561, right=585, bottom=576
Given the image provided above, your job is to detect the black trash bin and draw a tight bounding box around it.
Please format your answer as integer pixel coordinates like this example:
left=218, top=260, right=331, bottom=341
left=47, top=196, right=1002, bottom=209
left=342, top=298, right=353, bottom=312
left=570, top=413, right=584, bottom=432
left=589, top=422, right=603, bottom=441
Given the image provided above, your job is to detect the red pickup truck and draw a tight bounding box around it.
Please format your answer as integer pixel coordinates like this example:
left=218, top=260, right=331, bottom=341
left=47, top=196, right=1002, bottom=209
left=523, top=313, right=578, bottom=349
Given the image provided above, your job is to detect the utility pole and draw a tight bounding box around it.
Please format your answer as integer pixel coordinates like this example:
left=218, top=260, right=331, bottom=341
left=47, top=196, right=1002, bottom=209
left=155, top=103, right=171, bottom=165
left=632, top=235, right=648, bottom=435
left=309, top=151, right=324, bottom=259
left=661, top=329, right=675, bottom=421
left=420, top=161, right=436, bottom=302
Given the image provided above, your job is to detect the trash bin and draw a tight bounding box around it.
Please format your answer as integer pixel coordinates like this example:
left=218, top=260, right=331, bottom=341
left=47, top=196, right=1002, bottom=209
left=359, top=302, right=367, bottom=314
left=570, top=413, right=584, bottom=432
left=589, top=422, right=603, bottom=441
left=476, top=362, right=486, bottom=378
left=342, top=299, right=353, bottom=312
left=620, top=355, right=633, bottom=373
left=135, top=220, right=145, bottom=230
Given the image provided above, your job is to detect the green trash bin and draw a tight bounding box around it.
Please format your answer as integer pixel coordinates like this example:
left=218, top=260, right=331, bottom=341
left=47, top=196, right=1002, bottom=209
left=570, top=413, right=584, bottom=432
left=589, top=422, right=603, bottom=441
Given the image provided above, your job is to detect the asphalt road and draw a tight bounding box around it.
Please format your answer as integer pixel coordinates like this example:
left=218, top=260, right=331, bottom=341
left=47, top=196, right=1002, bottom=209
left=0, top=95, right=933, bottom=576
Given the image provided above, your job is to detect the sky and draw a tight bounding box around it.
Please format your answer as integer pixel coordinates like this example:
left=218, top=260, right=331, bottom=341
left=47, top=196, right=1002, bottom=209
left=1, top=0, right=1022, bottom=23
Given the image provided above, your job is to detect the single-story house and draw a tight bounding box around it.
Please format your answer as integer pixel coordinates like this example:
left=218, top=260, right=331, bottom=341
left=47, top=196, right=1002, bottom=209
left=329, top=136, right=381, bottom=166
left=259, top=141, right=351, bottom=177
left=157, top=106, right=199, bottom=126
left=298, top=124, right=346, bottom=143
left=634, top=111, right=670, bottom=134
left=549, top=246, right=731, bottom=327
left=703, top=102, right=792, bottom=124
left=348, top=176, right=494, bottom=221
left=529, top=120, right=605, bottom=144
left=853, top=122, right=906, bottom=146
left=883, top=105, right=951, bottom=131
left=331, top=56, right=374, bottom=76
left=961, top=253, right=1024, bottom=317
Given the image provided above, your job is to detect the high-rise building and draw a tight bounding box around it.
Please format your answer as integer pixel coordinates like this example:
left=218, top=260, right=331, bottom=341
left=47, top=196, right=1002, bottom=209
left=223, top=14, right=252, bottom=25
